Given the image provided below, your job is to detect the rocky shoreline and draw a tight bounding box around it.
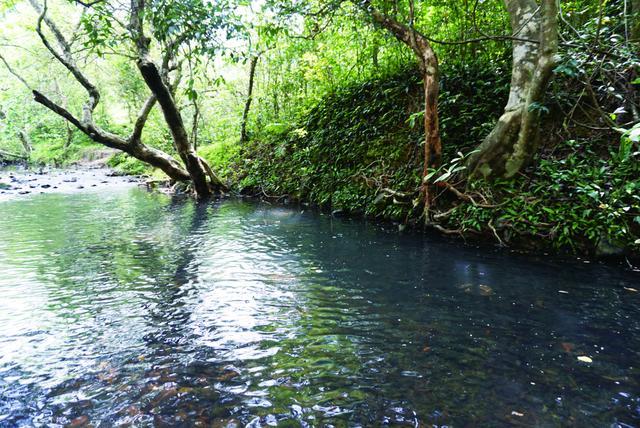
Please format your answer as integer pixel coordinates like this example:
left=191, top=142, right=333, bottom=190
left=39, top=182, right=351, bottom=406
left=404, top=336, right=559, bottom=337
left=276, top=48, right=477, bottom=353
left=0, top=167, right=141, bottom=201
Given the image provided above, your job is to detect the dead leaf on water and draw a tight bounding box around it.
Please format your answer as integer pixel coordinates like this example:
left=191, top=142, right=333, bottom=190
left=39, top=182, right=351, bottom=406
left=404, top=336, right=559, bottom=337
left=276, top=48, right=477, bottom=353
left=478, top=284, right=494, bottom=296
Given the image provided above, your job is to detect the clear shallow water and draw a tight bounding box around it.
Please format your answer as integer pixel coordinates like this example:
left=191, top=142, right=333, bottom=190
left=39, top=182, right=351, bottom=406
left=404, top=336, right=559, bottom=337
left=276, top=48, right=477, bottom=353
left=0, top=185, right=639, bottom=427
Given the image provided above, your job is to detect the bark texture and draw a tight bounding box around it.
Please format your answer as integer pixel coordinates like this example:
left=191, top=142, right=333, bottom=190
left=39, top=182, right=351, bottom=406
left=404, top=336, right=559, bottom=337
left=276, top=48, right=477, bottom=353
left=467, top=0, right=558, bottom=179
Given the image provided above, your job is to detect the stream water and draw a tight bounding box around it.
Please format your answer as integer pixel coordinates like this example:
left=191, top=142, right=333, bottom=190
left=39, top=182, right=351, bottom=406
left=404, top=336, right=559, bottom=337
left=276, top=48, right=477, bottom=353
left=0, top=180, right=639, bottom=427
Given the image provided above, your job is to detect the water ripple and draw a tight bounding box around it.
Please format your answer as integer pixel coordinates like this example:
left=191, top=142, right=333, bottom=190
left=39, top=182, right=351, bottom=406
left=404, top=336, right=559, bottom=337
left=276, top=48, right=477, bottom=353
left=0, top=186, right=639, bottom=426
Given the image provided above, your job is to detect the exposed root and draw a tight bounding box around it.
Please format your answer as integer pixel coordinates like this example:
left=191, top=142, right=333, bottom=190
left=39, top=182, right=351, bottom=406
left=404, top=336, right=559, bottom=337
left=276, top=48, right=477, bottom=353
left=429, top=223, right=464, bottom=236
left=488, top=219, right=506, bottom=246
left=197, top=155, right=228, bottom=192
left=443, top=182, right=500, bottom=208
left=261, top=187, right=288, bottom=201
left=433, top=205, right=458, bottom=220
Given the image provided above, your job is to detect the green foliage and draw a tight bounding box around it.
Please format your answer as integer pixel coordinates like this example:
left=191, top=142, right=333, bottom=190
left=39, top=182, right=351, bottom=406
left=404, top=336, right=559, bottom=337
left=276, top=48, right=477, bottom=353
left=445, top=139, right=640, bottom=252
left=199, top=140, right=242, bottom=182
left=107, top=153, right=148, bottom=175
left=239, top=63, right=509, bottom=220
left=239, top=68, right=422, bottom=217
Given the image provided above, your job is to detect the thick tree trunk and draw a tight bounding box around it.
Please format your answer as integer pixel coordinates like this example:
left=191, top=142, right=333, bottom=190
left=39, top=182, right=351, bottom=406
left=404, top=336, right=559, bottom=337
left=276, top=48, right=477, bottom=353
left=128, top=143, right=191, bottom=181
left=467, top=0, right=558, bottom=179
left=240, top=55, right=259, bottom=143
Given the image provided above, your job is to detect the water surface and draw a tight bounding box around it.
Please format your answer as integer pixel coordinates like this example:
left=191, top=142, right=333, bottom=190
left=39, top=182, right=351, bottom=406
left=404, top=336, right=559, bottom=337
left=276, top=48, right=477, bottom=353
left=0, top=183, right=639, bottom=427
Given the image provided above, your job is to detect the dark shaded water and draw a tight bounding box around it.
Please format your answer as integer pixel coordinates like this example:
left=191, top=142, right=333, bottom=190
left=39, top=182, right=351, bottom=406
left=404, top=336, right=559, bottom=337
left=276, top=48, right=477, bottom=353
left=0, top=184, right=639, bottom=427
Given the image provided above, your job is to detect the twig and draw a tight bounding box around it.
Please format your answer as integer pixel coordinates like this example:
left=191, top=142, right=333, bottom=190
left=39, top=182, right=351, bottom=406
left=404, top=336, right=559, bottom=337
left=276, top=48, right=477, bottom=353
left=488, top=219, right=505, bottom=246
left=444, top=182, right=500, bottom=208
left=0, top=53, right=32, bottom=90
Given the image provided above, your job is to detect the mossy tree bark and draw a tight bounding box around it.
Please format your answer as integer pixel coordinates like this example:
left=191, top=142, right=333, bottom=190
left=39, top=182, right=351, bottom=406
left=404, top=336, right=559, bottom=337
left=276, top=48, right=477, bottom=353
left=467, top=0, right=559, bottom=179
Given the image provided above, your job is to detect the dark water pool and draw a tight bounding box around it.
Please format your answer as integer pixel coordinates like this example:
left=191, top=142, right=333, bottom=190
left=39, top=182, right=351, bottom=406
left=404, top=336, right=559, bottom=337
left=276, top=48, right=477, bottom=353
left=0, top=184, right=639, bottom=427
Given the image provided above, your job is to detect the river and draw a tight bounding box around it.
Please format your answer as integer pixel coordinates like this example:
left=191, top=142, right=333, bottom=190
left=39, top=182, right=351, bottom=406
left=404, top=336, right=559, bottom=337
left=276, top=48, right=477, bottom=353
left=0, top=176, right=638, bottom=426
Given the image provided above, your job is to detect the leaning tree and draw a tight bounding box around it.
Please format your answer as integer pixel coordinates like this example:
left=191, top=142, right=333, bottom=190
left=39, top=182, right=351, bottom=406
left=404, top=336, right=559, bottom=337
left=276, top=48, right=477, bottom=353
left=3, top=0, right=239, bottom=198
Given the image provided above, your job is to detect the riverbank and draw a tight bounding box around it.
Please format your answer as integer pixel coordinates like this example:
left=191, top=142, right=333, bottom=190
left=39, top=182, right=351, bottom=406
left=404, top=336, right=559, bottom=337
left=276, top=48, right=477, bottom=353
left=220, top=67, right=639, bottom=260
left=2, top=166, right=637, bottom=270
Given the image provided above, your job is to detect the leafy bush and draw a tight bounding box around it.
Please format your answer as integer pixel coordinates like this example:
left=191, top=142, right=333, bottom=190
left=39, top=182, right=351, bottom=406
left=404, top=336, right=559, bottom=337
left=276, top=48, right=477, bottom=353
left=444, top=138, right=640, bottom=252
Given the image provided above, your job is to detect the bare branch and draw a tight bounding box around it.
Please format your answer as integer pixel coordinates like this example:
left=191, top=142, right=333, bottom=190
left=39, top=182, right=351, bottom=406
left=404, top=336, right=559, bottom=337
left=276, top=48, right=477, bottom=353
left=0, top=53, right=32, bottom=90
left=29, top=0, right=100, bottom=123
left=129, top=94, right=157, bottom=144
left=71, top=0, right=105, bottom=7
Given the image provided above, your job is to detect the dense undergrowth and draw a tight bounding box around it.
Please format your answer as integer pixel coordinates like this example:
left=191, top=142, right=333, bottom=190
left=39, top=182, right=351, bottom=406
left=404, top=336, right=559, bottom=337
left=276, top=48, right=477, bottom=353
left=226, top=63, right=640, bottom=256
left=235, top=64, right=507, bottom=215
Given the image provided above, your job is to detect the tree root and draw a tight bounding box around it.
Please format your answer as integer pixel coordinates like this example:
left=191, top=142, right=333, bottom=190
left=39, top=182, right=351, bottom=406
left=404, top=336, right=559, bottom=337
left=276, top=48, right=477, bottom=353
left=488, top=219, right=506, bottom=246
left=444, top=182, right=499, bottom=208
left=429, top=223, right=464, bottom=235
left=197, top=155, right=229, bottom=193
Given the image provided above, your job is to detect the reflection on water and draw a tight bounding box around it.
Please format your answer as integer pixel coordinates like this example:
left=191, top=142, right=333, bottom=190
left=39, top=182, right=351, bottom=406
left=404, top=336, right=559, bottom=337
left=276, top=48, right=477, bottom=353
left=0, top=186, right=639, bottom=427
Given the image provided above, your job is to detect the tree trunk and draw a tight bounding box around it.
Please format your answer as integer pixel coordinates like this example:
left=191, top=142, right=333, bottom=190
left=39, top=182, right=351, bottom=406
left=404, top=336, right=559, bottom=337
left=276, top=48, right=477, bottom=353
left=365, top=3, right=442, bottom=218
left=420, top=48, right=441, bottom=186
left=241, top=55, right=259, bottom=143
left=128, top=143, right=191, bottom=181
left=137, top=60, right=211, bottom=197
left=32, top=89, right=191, bottom=182
left=130, top=0, right=213, bottom=198
left=467, top=0, right=558, bottom=179
left=18, top=130, right=33, bottom=155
